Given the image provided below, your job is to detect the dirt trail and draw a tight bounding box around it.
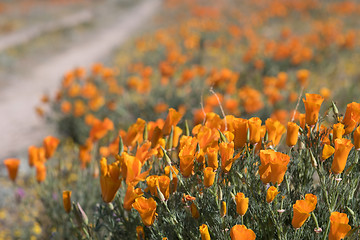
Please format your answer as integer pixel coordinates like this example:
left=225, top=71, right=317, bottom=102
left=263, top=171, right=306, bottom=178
left=0, top=0, right=160, bottom=160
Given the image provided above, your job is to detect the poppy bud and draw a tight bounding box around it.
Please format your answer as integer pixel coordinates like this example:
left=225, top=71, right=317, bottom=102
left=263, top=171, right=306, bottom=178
left=199, top=224, right=211, bottom=240
left=203, top=167, right=215, bottom=188
left=62, top=191, right=72, bottom=213
left=266, top=186, right=279, bottom=203
left=286, top=122, right=299, bottom=147
left=235, top=192, right=248, bottom=216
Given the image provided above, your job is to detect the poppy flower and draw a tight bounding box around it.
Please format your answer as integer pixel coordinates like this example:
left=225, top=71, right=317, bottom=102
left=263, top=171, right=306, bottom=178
left=199, top=224, right=211, bottom=240
left=292, top=194, right=317, bottom=228
left=62, top=191, right=72, bottom=213
left=266, top=186, right=279, bottom=203
left=3, top=158, right=20, bottom=182
left=331, top=138, right=353, bottom=174
left=132, top=197, right=157, bottom=226
left=235, top=192, right=249, bottom=216
left=302, top=94, right=324, bottom=126
left=230, top=225, right=256, bottom=240
left=329, top=212, right=351, bottom=240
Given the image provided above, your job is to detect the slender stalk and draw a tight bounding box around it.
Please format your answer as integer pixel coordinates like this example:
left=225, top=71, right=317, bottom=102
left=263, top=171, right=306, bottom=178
left=267, top=203, right=283, bottom=240
left=321, top=219, right=331, bottom=240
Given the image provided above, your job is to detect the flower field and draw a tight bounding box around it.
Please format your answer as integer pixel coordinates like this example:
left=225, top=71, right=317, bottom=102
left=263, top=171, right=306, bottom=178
left=2, top=0, right=360, bottom=239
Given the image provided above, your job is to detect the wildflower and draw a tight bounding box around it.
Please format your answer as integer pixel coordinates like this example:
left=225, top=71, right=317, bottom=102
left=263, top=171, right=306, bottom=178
left=196, top=126, right=219, bottom=150
left=322, top=144, right=335, bottom=161
left=162, top=108, right=183, bottom=135
left=266, top=186, right=279, bottom=203
left=329, top=212, right=351, bottom=240
left=206, top=147, right=218, bottom=169
left=248, top=117, right=262, bottom=144
left=62, top=191, right=72, bottom=213
left=43, top=136, right=60, bottom=159
left=124, top=118, right=146, bottom=148
left=190, top=202, right=200, bottom=219
left=158, top=175, right=171, bottom=200
left=146, top=175, right=159, bottom=196
left=221, top=201, right=227, bottom=217
left=89, top=118, right=114, bottom=142
left=233, top=118, right=248, bottom=149
left=230, top=225, right=256, bottom=240
left=164, top=166, right=179, bottom=193
left=302, top=93, right=324, bottom=126
left=123, top=184, right=143, bottom=211
left=265, top=118, right=286, bottom=147
left=3, top=158, right=20, bottom=182
left=28, top=146, right=40, bottom=167
left=61, top=101, right=72, bottom=114
left=35, top=163, right=46, bottom=183
left=292, top=194, right=317, bottom=228
left=132, top=197, right=157, bottom=226
left=235, top=192, right=249, bottom=216
left=296, top=69, right=310, bottom=87
left=199, top=224, right=211, bottom=240
left=320, top=87, right=331, bottom=100
left=220, top=141, right=235, bottom=173
left=333, top=123, right=345, bottom=140
left=203, top=167, right=216, bottom=187
left=331, top=138, right=353, bottom=174
left=100, top=158, right=122, bottom=203
left=354, top=126, right=360, bottom=150
left=259, top=150, right=290, bottom=185
left=286, top=122, right=299, bottom=147
left=342, top=102, right=360, bottom=134
left=173, top=126, right=183, bottom=148
left=182, top=194, right=196, bottom=203
left=121, top=153, right=151, bottom=186
left=180, top=155, right=195, bottom=178
left=136, top=226, right=145, bottom=240
left=299, top=113, right=306, bottom=129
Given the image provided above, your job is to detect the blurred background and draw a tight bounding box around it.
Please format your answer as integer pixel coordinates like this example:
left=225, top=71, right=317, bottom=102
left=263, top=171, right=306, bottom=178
left=0, top=0, right=159, bottom=160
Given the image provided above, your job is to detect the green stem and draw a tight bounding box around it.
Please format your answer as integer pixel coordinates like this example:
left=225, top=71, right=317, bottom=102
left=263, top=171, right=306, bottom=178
left=311, top=212, right=320, bottom=230
left=267, top=203, right=283, bottom=240
left=321, top=219, right=331, bottom=240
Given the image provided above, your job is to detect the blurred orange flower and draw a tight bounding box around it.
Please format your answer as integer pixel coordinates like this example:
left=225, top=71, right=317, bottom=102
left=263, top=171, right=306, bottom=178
left=43, top=136, right=60, bottom=159
left=89, top=118, right=114, bottom=142
left=62, top=191, right=72, bottom=213
left=3, top=158, right=20, bottom=182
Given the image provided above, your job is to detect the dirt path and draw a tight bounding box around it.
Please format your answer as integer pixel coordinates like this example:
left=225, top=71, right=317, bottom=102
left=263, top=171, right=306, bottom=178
left=0, top=0, right=160, bottom=161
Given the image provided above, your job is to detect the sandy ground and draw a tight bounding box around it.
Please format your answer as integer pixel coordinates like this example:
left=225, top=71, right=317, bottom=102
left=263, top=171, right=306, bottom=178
left=0, top=0, right=160, bottom=163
